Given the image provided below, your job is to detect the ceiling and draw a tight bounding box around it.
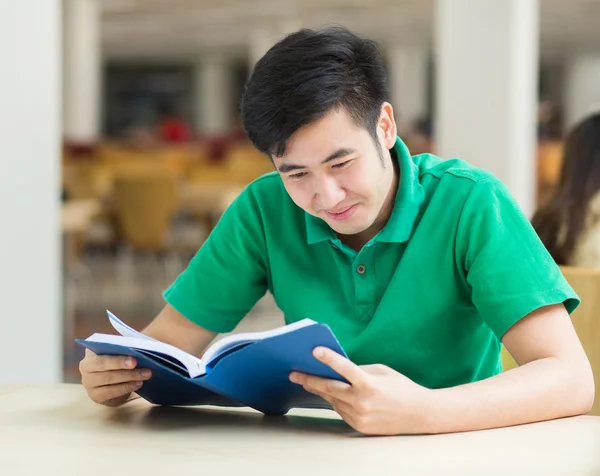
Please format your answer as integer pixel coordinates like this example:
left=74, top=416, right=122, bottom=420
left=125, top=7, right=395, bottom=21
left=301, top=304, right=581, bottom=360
left=99, top=0, right=600, bottom=60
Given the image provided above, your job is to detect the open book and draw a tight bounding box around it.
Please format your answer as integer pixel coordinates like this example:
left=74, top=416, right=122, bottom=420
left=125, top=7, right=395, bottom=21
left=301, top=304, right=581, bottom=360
left=87, top=311, right=320, bottom=378
left=76, top=311, right=348, bottom=414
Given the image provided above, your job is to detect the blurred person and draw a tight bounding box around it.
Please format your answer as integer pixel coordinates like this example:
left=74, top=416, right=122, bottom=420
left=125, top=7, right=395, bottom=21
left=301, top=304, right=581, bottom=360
left=80, top=28, right=593, bottom=435
left=532, top=113, right=600, bottom=269
left=156, top=103, right=192, bottom=143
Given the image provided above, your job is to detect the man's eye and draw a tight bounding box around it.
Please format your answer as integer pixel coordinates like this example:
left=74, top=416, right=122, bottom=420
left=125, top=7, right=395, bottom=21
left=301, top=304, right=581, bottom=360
left=290, top=172, right=307, bottom=179
left=332, top=160, right=351, bottom=169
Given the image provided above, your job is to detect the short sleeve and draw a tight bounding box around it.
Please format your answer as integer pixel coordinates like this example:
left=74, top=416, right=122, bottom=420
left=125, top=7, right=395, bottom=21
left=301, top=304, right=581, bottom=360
left=456, top=177, right=580, bottom=339
left=163, top=185, right=268, bottom=333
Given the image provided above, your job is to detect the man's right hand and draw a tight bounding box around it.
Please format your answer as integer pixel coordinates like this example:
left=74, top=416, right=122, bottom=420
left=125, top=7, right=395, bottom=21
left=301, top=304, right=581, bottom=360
left=79, top=349, right=152, bottom=407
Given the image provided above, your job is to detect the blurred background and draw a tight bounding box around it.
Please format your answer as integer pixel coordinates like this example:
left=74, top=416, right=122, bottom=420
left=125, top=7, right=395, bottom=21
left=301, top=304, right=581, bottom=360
left=1, top=0, right=600, bottom=385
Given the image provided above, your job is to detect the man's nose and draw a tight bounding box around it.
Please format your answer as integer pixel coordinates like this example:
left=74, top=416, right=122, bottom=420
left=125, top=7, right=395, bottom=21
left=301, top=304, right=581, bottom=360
left=314, top=175, right=346, bottom=210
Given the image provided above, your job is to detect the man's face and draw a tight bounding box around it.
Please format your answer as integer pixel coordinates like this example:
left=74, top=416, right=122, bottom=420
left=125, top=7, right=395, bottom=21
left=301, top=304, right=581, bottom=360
left=274, top=106, right=397, bottom=237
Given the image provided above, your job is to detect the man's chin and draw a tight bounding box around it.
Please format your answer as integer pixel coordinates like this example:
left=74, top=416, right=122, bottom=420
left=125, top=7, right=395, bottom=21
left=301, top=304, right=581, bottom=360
left=326, top=220, right=369, bottom=236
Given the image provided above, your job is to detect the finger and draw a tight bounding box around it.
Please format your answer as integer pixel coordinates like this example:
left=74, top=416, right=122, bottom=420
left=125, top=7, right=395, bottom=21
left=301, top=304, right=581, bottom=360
left=331, top=398, right=356, bottom=417
left=84, top=369, right=152, bottom=388
left=89, top=381, right=144, bottom=404
left=289, top=382, right=360, bottom=431
left=303, top=387, right=336, bottom=406
left=312, top=347, right=368, bottom=387
left=82, top=353, right=137, bottom=372
left=104, top=394, right=134, bottom=408
left=306, top=387, right=357, bottom=420
left=330, top=402, right=360, bottom=431
left=306, top=386, right=369, bottom=426
left=291, top=372, right=354, bottom=404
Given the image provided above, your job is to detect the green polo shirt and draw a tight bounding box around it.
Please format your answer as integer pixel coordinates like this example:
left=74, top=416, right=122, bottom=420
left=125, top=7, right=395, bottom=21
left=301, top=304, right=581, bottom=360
left=164, top=137, right=579, bottom=389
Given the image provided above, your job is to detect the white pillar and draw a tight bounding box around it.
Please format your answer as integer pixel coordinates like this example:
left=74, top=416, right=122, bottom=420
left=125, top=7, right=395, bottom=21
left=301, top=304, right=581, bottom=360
left=565, top=54, right=600, bottom=129
left=435, top=0, right=539, bottom=217
left=63, top=0, right=101, bottom=144
left=0, top=1, right=61, bottom=383
left=388, top=45, right=429, bottom=132
left=195, top=56, right=235, bottom=135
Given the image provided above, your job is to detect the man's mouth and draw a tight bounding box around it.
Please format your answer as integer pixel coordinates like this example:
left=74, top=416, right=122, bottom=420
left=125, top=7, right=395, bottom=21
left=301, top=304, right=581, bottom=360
left=324, top=204, right=358, bottom=221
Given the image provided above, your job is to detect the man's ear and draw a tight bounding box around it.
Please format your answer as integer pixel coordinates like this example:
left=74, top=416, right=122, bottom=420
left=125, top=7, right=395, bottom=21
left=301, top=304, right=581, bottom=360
left=377, top=102, right=398, bottom=150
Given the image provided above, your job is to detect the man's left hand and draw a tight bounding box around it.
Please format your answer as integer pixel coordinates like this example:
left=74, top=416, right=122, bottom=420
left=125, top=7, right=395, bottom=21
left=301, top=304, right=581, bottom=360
left=289, top=347, right=432, bottom=435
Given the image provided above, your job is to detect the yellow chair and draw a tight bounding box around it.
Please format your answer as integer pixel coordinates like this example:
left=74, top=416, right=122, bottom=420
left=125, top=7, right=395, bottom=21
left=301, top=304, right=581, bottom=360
left=62, top=161, right=113, bottom=200
left=186, top=142, right=273, bottom=187
left=112, top=172, right=179, bottom=251
left=187, top=162, right=233, bottom=185
left=224, top=144, right=274, bottom=184
left=501, top=266, right=600, bottom=415
left=500, top=345, right=518, bottom=371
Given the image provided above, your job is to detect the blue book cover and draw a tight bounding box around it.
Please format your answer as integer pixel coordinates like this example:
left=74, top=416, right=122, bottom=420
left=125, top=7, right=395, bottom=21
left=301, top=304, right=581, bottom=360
left=75, top=312, right=349, bottom=415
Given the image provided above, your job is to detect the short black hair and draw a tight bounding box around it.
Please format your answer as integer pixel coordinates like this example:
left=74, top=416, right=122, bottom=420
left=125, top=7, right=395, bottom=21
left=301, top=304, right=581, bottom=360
left=241, top=27, right=390, bottom=158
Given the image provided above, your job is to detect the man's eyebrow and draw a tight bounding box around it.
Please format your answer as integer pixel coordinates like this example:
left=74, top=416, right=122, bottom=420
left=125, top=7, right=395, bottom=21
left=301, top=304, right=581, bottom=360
left=277, top=148, right=356, bottom=174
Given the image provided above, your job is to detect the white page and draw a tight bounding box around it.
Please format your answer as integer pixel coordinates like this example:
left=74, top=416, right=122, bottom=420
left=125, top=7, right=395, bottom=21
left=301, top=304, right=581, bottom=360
left=86, top=333, right=207, bottom=378
left=107, top=310, right=157, bottom=341
left=96, top=313, right=318, bottom=377
left=201, top=318, right=317, bottom=367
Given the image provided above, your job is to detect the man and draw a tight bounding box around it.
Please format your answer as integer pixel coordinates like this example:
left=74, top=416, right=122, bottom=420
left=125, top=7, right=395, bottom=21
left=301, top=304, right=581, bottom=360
left=80, top=27, right=594, bottom=435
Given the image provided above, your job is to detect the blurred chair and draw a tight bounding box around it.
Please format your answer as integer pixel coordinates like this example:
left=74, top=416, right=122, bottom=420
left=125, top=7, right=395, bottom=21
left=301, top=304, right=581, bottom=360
left=187, top=162, right=233, bottom=185
left=186, top=141, right=273, bottom=187
left=62, top=161, right=116, bottom=255
left=501, top=265, right=600, bottom=415
left=225, top=143, right=274, bottom=184
left=184, top=155, right=241, bottom=231
left=100, top=142, right=169, bottom=177
left=112, top=172, right=179, bottom=251
left=111, top=171, right=184, bottom=313
left=62, top=161, right=113, bottom=201
left=157, top=144, right=198, bottom=176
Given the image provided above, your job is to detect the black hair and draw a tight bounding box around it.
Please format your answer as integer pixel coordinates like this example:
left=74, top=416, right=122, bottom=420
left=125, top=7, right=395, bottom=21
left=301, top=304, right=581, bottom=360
left=240, top=26, right=390, bottom=158
left=532, top=113, right=600, bottom=264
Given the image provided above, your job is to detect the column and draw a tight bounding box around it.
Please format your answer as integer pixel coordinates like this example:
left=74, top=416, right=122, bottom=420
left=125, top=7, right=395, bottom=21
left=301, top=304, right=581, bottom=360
left=63, top=0, right=102, bottom=145
left=435, top=0, right=539, bottom=217
left=565, top=54, right=600, bottom=129
left=387, top=45, right=429, bottom=132
left=0, top=1, right=61, bottom=382
left=195, top=56, right=235, bottom=136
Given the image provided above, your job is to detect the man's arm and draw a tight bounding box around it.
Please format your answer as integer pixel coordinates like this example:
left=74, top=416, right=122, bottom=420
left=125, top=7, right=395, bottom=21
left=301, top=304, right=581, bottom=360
left=423, top=303, right=594, bottom=433
left=141, top=303, right=217, bottom=356
left=290, top=303, right=594, bottom=435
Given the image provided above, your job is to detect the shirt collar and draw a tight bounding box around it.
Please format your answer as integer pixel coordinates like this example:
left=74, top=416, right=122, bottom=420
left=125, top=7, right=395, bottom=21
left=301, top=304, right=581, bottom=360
left=305, top=136, right=424, bottom=245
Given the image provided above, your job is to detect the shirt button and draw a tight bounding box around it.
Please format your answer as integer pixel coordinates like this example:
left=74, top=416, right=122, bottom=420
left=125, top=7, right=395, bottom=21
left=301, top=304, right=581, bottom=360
left=357, top=264, right=366, bottom=274
left=332, top=243, right=339, bottom=250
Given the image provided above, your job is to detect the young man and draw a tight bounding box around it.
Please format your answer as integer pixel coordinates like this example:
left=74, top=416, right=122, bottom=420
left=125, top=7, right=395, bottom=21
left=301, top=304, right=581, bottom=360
left=80, top=27, right=594, bottom=435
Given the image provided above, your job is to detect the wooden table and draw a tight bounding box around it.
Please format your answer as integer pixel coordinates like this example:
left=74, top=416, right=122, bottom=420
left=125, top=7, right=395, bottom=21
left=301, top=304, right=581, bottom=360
left=61, top=198, right=102, bottom=234
left=2, top=384, right=600, bottom=475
